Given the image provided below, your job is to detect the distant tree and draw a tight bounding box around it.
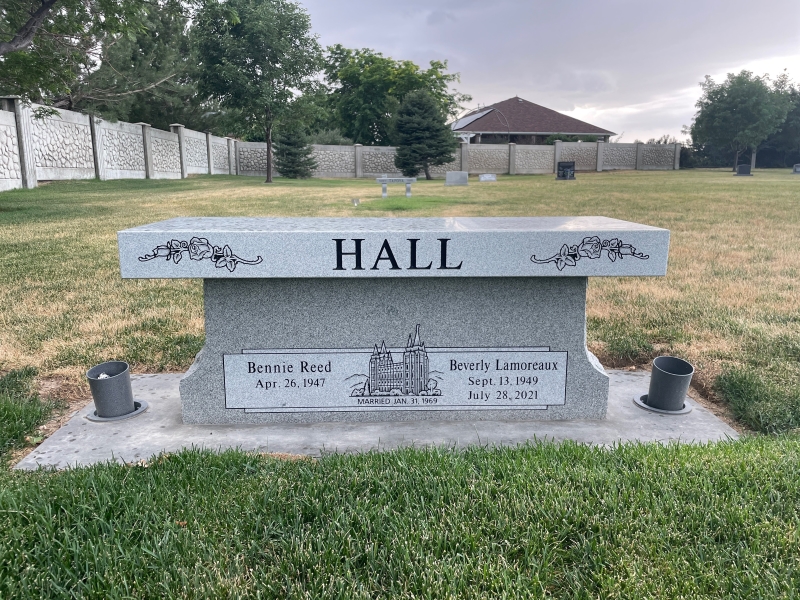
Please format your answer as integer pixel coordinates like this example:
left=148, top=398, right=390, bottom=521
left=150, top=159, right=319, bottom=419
left=308, top=129, right=352, bottom=145
left=646, top=134, right=679, bottom=144
left=274, top=124, right=316, bottom=178
left=690, top=71, right=794, bottom=171
left=393, top=90, right=458, bottom=180
left=0, top=0, right=146, bottom=103
left=195, top=0, right=322, bottom=183
left=324, top=45, right=470, bottom=146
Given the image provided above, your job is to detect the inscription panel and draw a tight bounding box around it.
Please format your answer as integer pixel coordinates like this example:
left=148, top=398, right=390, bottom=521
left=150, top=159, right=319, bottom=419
left=224, top=334, right=567, bottom=412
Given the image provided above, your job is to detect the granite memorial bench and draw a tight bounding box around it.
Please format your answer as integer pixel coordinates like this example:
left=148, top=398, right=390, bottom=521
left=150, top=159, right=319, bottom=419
left=118, top=217, right=670, bottom=424
left=376, top=177, right=415, bottom=198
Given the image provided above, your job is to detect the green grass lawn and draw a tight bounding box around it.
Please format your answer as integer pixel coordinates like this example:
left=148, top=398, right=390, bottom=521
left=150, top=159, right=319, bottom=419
left=2, top=440, right=800, bottom=598
left=1, top=170, right=800, bottom=597
left=0, top=169, right=798, bottom=431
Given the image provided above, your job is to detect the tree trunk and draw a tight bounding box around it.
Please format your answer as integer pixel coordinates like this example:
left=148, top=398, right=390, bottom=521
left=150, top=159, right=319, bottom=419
left=751, top=148, right=757, bottom=170
left=424, top=164, right=431, bottom=180
left=265, top=123, right=273, bottom=184
left=733, top=149, right=740, bottom=172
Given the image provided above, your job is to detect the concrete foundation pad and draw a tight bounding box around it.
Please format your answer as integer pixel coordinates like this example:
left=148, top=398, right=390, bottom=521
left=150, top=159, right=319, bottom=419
left=16, top=370, right=738, bottom=470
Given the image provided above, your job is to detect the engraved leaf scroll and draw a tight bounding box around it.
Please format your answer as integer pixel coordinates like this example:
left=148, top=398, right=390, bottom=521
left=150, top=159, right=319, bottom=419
left=531, top=236, right=648, bottom=271
left=138, top=237, right=263, bottom=272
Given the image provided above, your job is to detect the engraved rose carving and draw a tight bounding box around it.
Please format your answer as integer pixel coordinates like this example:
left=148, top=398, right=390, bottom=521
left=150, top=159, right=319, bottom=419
left=577, top=236, right=602, bottom=259
left=532, top=237, right=649, bottom=270
left=188, top=237, right=214, bottom=261
left=139, top=238, right=262, bottom=272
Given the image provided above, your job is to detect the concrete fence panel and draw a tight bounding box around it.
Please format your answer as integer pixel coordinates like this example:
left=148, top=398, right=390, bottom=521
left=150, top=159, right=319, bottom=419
left=468, top=145, right=509, bottom=175
left=237, top=141, right=271, bottom=177
left=150, top=128, right=182, bottom=179
left=0, top=109, right=22, bottom=191
left=208, top=134, right=230, bottom=175
left=515, top=145, right=555, bottom=174
left=559, top=142, right=598, bottom=171
left=311, top=144, right=356, bottom=178
left=361, top=146, right=399, bottom=177
left=602, top=143, right=638, bottom=170
left=30, top=105, right=94, bottom=181
left=183, top=128, right=209, bottom=175
left=640, top=143, right=679, bottom=170
left=97, top=120, right=146, bottom=180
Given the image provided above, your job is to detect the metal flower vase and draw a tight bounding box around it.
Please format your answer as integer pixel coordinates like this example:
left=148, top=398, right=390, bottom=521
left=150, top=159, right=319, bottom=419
left=86, top=361, right=147, bottom=421
left=640, top=356, right=694, bottom=414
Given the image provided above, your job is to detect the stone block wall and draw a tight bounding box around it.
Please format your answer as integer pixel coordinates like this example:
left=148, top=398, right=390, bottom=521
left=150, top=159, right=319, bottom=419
left=0, top=99, right=683, bottom=192
left=209, top=135, right=230, bottom=175
left=237, top=141, right=271, bottom=177
left=515, top=145, right=554, bottom=174
left=641, top=144, right=678, bottom=170
left=362, top=146, right=399, bottom=177
left=602, top=143, right=637, bottom=170
left=97, top=120, right=146, bottom=180
left=0, top=110, right=22, bottom=191
left=151, top=129, right=181, bottom=179
left=184, top=129, right=209, bottom=175
left=312, top=145, right=355, bottom=177
left=559, top=142, right=597, bottom=171
left=30, top=105, right=94, bottom=180
left=468, top=145, right=509, bottom=174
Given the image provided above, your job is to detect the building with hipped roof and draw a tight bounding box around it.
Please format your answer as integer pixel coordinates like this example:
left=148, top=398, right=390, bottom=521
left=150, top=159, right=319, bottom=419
left=452, top=97, right=615, bottom=145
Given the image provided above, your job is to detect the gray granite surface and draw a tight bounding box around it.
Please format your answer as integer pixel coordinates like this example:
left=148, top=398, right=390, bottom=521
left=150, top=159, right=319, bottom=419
left=15, top=370, right=739, bottom=471
left=180, top=277, right=609, bottom=424
left=445, top=171, right=468, bottom=186
left=118, top=217, right=670, bottom=278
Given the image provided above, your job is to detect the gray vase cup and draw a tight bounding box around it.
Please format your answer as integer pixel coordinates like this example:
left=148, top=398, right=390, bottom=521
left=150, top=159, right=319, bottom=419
left=647, top=356, right=694, bottom=411
left=87, top=361, right=135, bottom=418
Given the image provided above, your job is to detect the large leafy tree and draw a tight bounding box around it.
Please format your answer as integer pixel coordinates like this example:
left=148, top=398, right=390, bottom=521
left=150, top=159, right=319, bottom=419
left=325, top=45, right=470, bottom=146
left=70, top=0, right=210, bottom=130
left=195, top=0, right=322, bottom=183
left=394, top=90, right=458, bottom=180
left=0, top=0, right=146, bottom=102
left=690, top=70, right=793, bottom=170
left=759, top=86, right=800, bottom=167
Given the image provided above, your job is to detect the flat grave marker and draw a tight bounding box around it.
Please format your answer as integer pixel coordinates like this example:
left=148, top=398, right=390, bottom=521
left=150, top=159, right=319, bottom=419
left=479, top=174, right=497, bottom=182
left=118, top=217, right=670, bottom=424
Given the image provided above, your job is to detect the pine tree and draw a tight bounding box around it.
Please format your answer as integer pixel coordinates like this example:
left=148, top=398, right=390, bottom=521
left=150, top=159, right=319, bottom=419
left=394, top=90, right=458, bottom=179
left=274, top=125, right=317, bottom=179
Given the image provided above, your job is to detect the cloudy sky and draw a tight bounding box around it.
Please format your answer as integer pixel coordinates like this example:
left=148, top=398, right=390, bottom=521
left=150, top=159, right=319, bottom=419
left=300, top=0, right=800, bottom=142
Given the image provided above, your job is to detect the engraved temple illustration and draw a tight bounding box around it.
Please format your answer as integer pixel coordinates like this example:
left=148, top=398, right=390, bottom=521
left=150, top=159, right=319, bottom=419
left=351, top=325, right=440, bottom=397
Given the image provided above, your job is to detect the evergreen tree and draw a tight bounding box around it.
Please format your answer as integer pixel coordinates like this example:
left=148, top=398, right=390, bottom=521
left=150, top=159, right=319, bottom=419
left=274, top=125, right=316, bottom=178
left=393, top=90, right=458, bottom=180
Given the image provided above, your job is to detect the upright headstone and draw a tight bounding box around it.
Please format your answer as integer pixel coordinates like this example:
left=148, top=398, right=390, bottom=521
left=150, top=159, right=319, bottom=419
left=446, top=171, right=468, bottom=186
left=792, top=164, right=800, bottom=174
left=556, top=161, right=576, bottom=180
left=479, top=174, right=497, bottom=182
left=118, top=217, right=671, bottom=425
left=736, top=164, right=752, bottom=176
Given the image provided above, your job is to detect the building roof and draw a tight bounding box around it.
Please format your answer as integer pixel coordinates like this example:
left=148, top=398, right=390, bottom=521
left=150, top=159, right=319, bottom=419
left=452, top=97, right=615, bottom=136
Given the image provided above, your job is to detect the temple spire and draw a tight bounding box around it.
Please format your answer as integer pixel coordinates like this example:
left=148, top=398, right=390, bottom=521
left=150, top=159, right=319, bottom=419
left=413, top=324, right=421, bottom=347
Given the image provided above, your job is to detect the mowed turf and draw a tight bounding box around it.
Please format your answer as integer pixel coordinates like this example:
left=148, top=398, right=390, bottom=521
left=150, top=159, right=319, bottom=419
left=1, top=441, right=800, bottom=598
left=0, top=169, right=799, bottom=431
